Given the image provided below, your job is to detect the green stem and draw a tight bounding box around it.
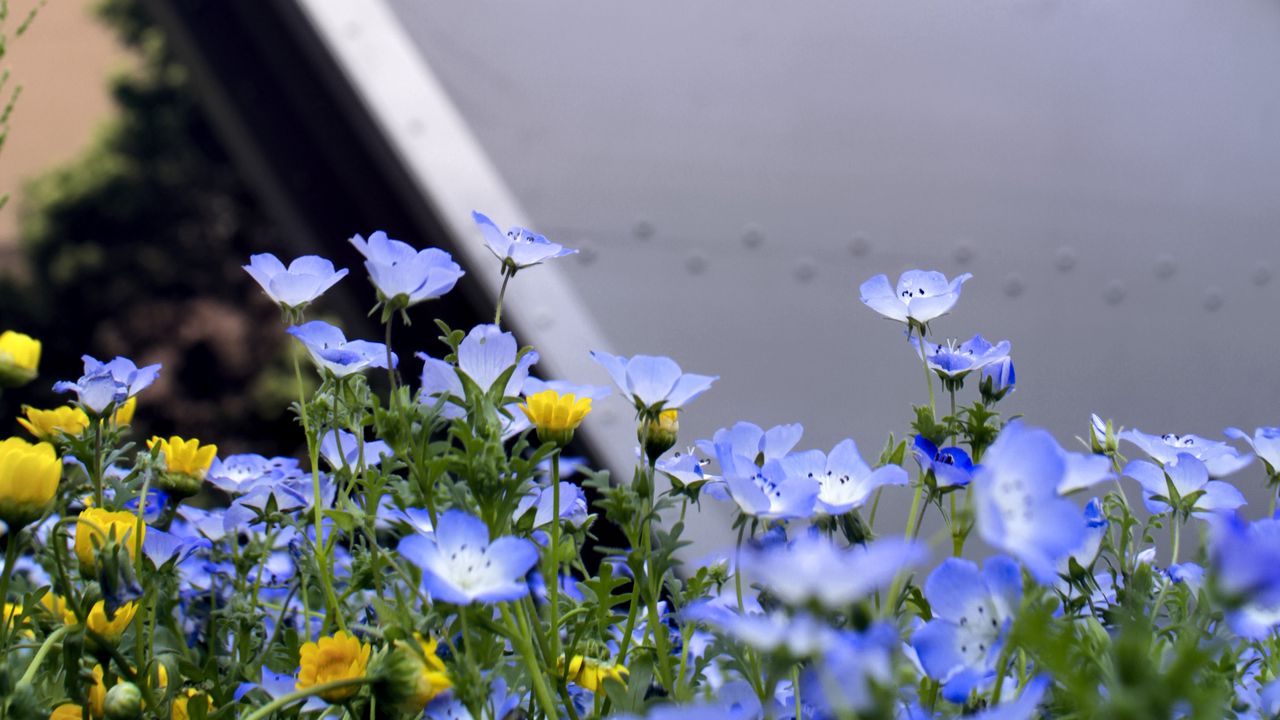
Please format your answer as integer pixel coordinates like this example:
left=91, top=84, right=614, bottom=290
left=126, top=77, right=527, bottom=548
left=914, top=323, right=936, bottom=419
left=0, top=535, right=23, bottom=652
left=1170, top=514, right=1181, bottom=566
left=904, top=480, right=925, bottom=540
left=548, top=452, right=562, bottom=664
left=17, top=624, right=71, bottom=686
left=500, top=603, right=560, bottom=720
left=292, top=354, right=344, bottom=632
left=241, top=677, right=375, bottom=720
left=494, top=269, right=513, bottom=326
left=384, top=315, right=398, bottom=393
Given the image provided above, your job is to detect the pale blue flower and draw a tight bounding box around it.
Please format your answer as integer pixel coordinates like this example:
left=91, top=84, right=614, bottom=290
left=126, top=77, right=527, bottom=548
left=715, top=453, right=818, bottom=520
left=1209, top=515, right=1280, bottom=639
left=473, top=210, right=576, bottom=270
left=398, top=510, right=538, bottom=604
left=742, top=533, right=926, bottom=610
left=349, top=230, right=465, bottom=306
left=802, top=624, right=897, bottom=717
left=860, top=270, right=972, bottom=325
left=1120, top=427, right=1253, bottom=478
left=142, top=527, right=212, bottom=567
left=318, top=429, right=392, bottom=472
left=1225, top=426, right=1280, bottom=475
left=1123, top=453, right=1245, bottom=517
left=522, top=377, right=612, bottom=400
left=515, top=481, right=588, bottom=528
left=779, top=439, right=908, bottom=514
left=418, top=324, right=539, bottom=411
left=971, top=675, right=1051, bottom=720
left=590, top=351, right=717, bottom=412
left=981, top=356, right=1016, bottom=401
left=973, top=423, right=1087, bottom=582
left=243, top=253, right=347, bottom=310
left=697, top=421, right=803, bottom=468
left=54, top=355, right=161, bottom=414
left=911, top=335, right=1011, bottom=383
left=911, top=556, right=1021, bottom=702
left=287, top=320, right=396, bottom=377
left=206, top=454, right=300, bottom=495
left=684, top=603, right=834, bottom=657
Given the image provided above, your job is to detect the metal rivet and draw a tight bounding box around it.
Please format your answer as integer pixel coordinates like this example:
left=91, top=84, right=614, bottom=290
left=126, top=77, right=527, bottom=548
left=849, top=236, right=871, bottom=257
left=1252, top=263, right=1272, bottom=287
left=686, top=252, right=708, bottom=275
left=1203, top=287, right=1224, bottom=312
left=794, top=258, right=817, bottom=283
left=1003, top=273, right=1025, bottom=298
left=1053, top=246, right=1077, bottom=273
left=954, top=243, right=974, bottom=265
left=742, top=224, right=764, bottom=250
left=1104, top=281, right=1126, bottom=305
left=633, top=220, right=654, bottom=241
left=1154, top=254, right=1177, bottom=280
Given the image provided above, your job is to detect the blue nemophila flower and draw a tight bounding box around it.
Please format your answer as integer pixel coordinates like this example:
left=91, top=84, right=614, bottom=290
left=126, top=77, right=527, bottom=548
left=973, top=423, right=1087, bottom=582
left=54, top=355, right=161, bottom=414
left=1209, top=514, right=1280, bottom=639
left=1120, top=427, right=1253, bottom=478
left=243, top=253, right=348, bottom=310
left=715, top=452, right=818, bottom=520
left=590, top=351, right=717, bottom=413
left=911, top=556, right=1021, bottom=703
left=522, top=376, right=612, bottom=400
left=288, top=320, right=397, bottom=377
left=913, top=436, right=976, bottom=489
left=1225, top=426, right=1280, bottom=476
left=801, top=624, right=897, bottom=718
left=684, top=603, right=834, bottom=657
left=971, top=675, right=1052, bottom=720
left=911, top=335, right=1011, bottom=384
left=398, top=510, right=538, bottom=604
left=206, top=454, right=301, bottom=496
left=1061, top=497, right=1108, bottom=572
left=418, top=324, right=539, bottom=410
left=515, top=481, right=588, bottom=529
left=697, top=421, right=803, bottom=468
left=142, top=527, right=212, bottom=567
left=473, top=210, right=576, bottom=271
left=981, top=356, right=1016, bottom=401
left=859, top=270, right=972, bottom=325
left=742, top=533, right=926, bottom=609
left=349, top=230, right=465, bottom=308
left=1123, top=453, right=1245, bottom=517
left=319, top=429, right=392, bottom=472
left=778, top=439, right=907, bottom=514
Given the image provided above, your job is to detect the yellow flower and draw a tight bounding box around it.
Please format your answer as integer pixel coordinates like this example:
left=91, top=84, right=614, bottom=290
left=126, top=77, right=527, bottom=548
left=147, top=436, right=216, bottom=499
left=40, top=592, right=71, bottom=618
left=75, top=508, right=144, bottom=573
left=87, top=663, right=168, bottom=719
left=170, top=689, right=210, bottom=720
left=558, top=655, right=629, bottom=692
left=112, top=396, right=137, bottom=427
left=372, top=634, right=452, bottom=713
left=0, top=330, right=40, bottom=387
left=0, top=436, right=62, bottom=529
left=50, top=704, right=84, bottom=720
left=297, top=631, right=372, bottom=703
left=77, top=600, right=138, bottom=643
left=147, top=436, right=217, bottom=477
left=18, top=405, right=91, bottom=440
left=520, top=390, right=592, bottom=447
left=639, top=409, right=679, bottom=462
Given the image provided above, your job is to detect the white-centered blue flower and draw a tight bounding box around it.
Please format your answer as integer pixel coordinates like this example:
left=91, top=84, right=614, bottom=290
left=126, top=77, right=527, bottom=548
left=1123, top=453, right=1246, bottom=517
left=473, top=210, right=576, bottom=270
left=349, top=230, right=465, bottom=307
left=54, top=355, right=161, bottom=414
left=1225, top=426, right=1280, bottom=476
left=911, top=556, right=1021, bottom=703
left=911, top=335, right=1011, bottom=383
left=714, top=452, right=818, bottom=521
left=206, top=454, right=301, bottom=496
left=742, top=533, right=926, bottom=610
left=1209, top=515, right=1280, bottom=640
left=779, top=440, right=908, bottom=514
left=243, top=253, right=348, bottom=310
left=859, top=270, right=972, bottom=325
left=398, top=510, right=538, bottom=605
left=801, top=624, right=898, bottom=717
left=973, top=423, right=1088, bottom=583
left=696, top=421, right=804, bottom=467
left=1120, top=427, right=1253, bottom=478
left=288, top=320, right=397, bottom=377
left=590, top=351, right=717, bottom=413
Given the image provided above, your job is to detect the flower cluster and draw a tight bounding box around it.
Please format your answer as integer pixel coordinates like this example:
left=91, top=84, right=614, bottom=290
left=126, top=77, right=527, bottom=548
left=0, top=216, right=1276, bottom=720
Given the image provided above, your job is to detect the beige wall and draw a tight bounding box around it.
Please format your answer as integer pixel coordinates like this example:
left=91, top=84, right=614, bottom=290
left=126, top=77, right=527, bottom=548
left=0, top=0, right=130, bottom=264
